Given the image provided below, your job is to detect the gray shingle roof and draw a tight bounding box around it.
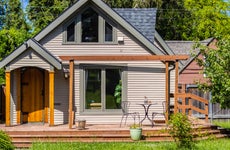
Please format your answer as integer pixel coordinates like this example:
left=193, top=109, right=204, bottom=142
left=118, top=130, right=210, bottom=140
left=114, top=8, right=157, bottom=43
left=166, top=38, right=213, bottom=70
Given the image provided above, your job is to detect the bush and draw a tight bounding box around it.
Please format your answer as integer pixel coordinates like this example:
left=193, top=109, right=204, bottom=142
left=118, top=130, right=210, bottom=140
left=168, top=113, right=194, bottom=149
left=0, top=130, right=14, bottom=150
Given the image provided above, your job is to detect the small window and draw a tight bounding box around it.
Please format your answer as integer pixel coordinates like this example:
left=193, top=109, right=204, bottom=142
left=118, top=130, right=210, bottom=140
left=105, top=22, right=113, bottom=42
left=66, top=22, right=75, bottom=42
left=81, top=8, right=98, bottom=42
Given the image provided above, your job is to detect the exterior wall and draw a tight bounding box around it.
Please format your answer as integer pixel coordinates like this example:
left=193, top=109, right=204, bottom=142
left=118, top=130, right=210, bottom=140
left=53, top=69, right=69, bottom=125
left=8, top=49, right=51, bottom=71
left=179, top=54, right=205, bottom=84
left=40, top=25, right=151, bottom=58
left=11, top=70, right=17, bottom=125
left=52, top=61, right=171, bottom=125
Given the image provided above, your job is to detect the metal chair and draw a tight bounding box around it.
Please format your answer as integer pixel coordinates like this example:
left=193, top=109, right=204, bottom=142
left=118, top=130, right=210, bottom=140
left=120, top=101, right=140, bottom=127
left=152, top=101, right=166, bottom=127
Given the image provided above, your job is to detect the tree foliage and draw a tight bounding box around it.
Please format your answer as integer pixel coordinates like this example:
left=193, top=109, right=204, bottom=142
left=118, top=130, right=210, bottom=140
left=195, top=36, right=230, bottom=108
left=156, top=0, right=193, bottom=40
left=0, top=0, right=30, bottom=84
left=27, top=0, right=76, bottom=35
left=184, top=0, right=230, bottom=40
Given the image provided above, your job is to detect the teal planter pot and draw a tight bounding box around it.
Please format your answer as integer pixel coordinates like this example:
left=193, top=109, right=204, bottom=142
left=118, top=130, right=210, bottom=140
left=130, top=128, right=142, bottom=141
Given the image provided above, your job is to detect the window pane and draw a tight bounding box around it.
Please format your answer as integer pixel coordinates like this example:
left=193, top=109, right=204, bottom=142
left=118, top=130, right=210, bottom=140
left=82, top=8, right=98, bottom=42
left=67, top=22, right=75, bottom=42
left=105, top=22, right=113, bottom=42
left=85, top=69, right=101, bottom=109
left=106, top=69, right=121, bottom=109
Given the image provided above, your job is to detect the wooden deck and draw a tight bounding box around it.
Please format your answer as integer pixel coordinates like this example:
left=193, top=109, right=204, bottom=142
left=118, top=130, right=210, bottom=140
left=0, top=121, right=229, bottom=149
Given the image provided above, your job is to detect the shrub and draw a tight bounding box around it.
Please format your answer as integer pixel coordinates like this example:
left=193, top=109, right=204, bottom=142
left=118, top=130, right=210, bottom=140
left=168, top=113, right=194, bottom=149
left=0, top=130, right=14, bottom=150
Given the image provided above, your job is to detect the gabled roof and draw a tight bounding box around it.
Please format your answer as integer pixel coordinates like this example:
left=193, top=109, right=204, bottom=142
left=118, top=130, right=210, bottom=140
left=0, top=39, right=62, bottom=69
left=166, top=38, right=214, bottom=73
left=34, top=0, right=164, bottom=55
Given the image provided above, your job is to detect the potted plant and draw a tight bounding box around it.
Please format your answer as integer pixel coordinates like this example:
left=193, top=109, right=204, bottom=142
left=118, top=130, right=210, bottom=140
left=129, top=123, right=142, bottom=141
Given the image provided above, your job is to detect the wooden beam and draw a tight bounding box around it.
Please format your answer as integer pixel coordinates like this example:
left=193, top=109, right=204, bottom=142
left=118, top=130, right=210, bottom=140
left=174, top=60, right=179, bottom=113
left=60, top=55, right=189, bottom=61
left=69, top=60, right=74, bottom=129
left=16, top=69, right=21, bottom=125
left=5, top=71, right=10, bottom=126
left=49, top=71, right=54, bottom=126
left=165, top=62, right=169, bottom=123
left=45, top=71, right=49, bottom=123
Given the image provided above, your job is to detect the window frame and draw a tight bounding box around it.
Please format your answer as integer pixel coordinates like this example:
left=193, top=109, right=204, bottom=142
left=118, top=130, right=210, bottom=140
left=63, top=6, right=117, bottom=44
left=79, top=64, right=127, bottom=115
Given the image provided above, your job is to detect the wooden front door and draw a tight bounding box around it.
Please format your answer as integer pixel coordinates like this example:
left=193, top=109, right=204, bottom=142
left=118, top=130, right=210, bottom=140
left=21, top=68, right=44, bottom=123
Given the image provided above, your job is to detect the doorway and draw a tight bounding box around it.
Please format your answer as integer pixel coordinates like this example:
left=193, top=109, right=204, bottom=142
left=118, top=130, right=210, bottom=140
left=21, top=67, right=44, bottom=123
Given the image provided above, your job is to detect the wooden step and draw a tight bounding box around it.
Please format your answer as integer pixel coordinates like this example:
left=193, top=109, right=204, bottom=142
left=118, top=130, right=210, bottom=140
left=6, top=125, right=229, bottom=149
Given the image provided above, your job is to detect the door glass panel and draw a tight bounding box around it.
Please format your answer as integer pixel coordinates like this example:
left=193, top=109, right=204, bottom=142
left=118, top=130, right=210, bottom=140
left=81, top=8, right=98, bottom=42
left=106, top=69, right=121, bottom=109
left=85, top=69, right=101, bottom=109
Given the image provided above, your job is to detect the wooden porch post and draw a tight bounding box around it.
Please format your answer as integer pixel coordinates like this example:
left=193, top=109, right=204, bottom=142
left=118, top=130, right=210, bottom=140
left=165, top=61, right=169, bottom=123
left=49, top=70, right=55, bottom=126
left=174, top=60, right=179, bottom=113
left=68, top=60, right=74, bottom=129
left=16, top=69, right=21, bottom=125
left=5, top=70, right=11, bottom=126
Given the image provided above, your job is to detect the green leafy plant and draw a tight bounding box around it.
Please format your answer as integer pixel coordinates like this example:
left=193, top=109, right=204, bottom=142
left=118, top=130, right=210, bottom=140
left=0, top=130, right=14, bottom=150
left=168, top=113, right=194, bottom=149
left=114, top=80, right=122, bottom=104
left=130, top=123, right=141, bottom=129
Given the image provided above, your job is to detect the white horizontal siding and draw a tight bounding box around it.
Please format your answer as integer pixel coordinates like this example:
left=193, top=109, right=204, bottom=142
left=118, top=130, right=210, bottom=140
left=127, top=61, right=166, bottom=124
left=9, top=49, right=50, bottom=71
left=11, top=71, right=17, bottom=125
left=40, top=26, right=151, bottom=58
left=53, top=70, right=69, bottom=124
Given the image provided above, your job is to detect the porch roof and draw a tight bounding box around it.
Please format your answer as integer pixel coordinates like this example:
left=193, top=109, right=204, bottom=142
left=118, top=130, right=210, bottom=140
left=0, top=38, right=62, bottom=70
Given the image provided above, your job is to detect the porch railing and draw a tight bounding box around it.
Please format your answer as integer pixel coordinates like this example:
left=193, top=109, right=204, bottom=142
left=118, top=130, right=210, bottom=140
left=174, top=84, right=209, bottom=122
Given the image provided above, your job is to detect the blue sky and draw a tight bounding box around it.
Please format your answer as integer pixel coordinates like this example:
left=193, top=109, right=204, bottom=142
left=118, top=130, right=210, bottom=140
left=21, top=0, right=28, bottom=10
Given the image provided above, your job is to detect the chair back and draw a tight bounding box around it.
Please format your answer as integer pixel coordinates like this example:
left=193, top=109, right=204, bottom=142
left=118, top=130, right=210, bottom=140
left=121, top=101, right=130, bottom=114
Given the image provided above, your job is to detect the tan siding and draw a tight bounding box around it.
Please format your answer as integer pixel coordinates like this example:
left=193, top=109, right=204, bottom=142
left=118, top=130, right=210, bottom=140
left=53, top=70, right=69, bottom=125
left=11, top=70, right=17, bottom=125
left=69, top=61, right=169, bottom=125
left=127, top=61, right=166, bottom=124
left=40, top=26, right=151, bottom=58
left=9, top=49, right=50, bottom=71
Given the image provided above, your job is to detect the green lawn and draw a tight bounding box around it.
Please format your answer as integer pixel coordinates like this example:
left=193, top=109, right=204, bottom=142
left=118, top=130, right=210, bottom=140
left=30, top=138, right=230, bottom=150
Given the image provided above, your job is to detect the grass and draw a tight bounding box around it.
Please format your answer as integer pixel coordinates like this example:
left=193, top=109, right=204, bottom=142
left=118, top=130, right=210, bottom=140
left=30, top=138, right=230, bottom=150
left=213, top=120, right=230, bottom=129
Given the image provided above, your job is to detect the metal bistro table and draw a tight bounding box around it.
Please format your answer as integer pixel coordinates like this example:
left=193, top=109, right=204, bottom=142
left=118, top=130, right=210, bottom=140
left=138, top=102, right=156, bottom=127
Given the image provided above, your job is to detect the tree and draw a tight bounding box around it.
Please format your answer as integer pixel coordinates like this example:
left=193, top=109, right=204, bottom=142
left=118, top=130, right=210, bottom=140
left=0, top=0, right=6, bottom=29
left=195, top=36, right=230, bottom=109
left=5, top=0, right=30, bottom=30
left=0, top=0, right=30, bottom=84
left=27, top=0, right=77, bottom=35
left=156, top=0, right=193, bottom=40
left=184, top=0, right=230, bottom=40
left=103, top=0, right=134, bottom=8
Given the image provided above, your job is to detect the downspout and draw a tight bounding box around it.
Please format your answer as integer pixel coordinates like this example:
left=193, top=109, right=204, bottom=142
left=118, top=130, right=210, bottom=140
left=167, top=62, right=175, bottom=117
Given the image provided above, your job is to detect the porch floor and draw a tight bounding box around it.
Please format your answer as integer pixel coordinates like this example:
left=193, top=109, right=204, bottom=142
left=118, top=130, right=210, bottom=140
left=0, top=122, right=167, bottom=131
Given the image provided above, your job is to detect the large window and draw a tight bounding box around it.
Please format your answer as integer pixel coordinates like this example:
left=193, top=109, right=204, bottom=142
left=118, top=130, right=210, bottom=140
left=81, top=8, right=98, bottom=42
left=64, top=7, right=115, bottom=43
left=84, top=68, right=122, bottom=112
